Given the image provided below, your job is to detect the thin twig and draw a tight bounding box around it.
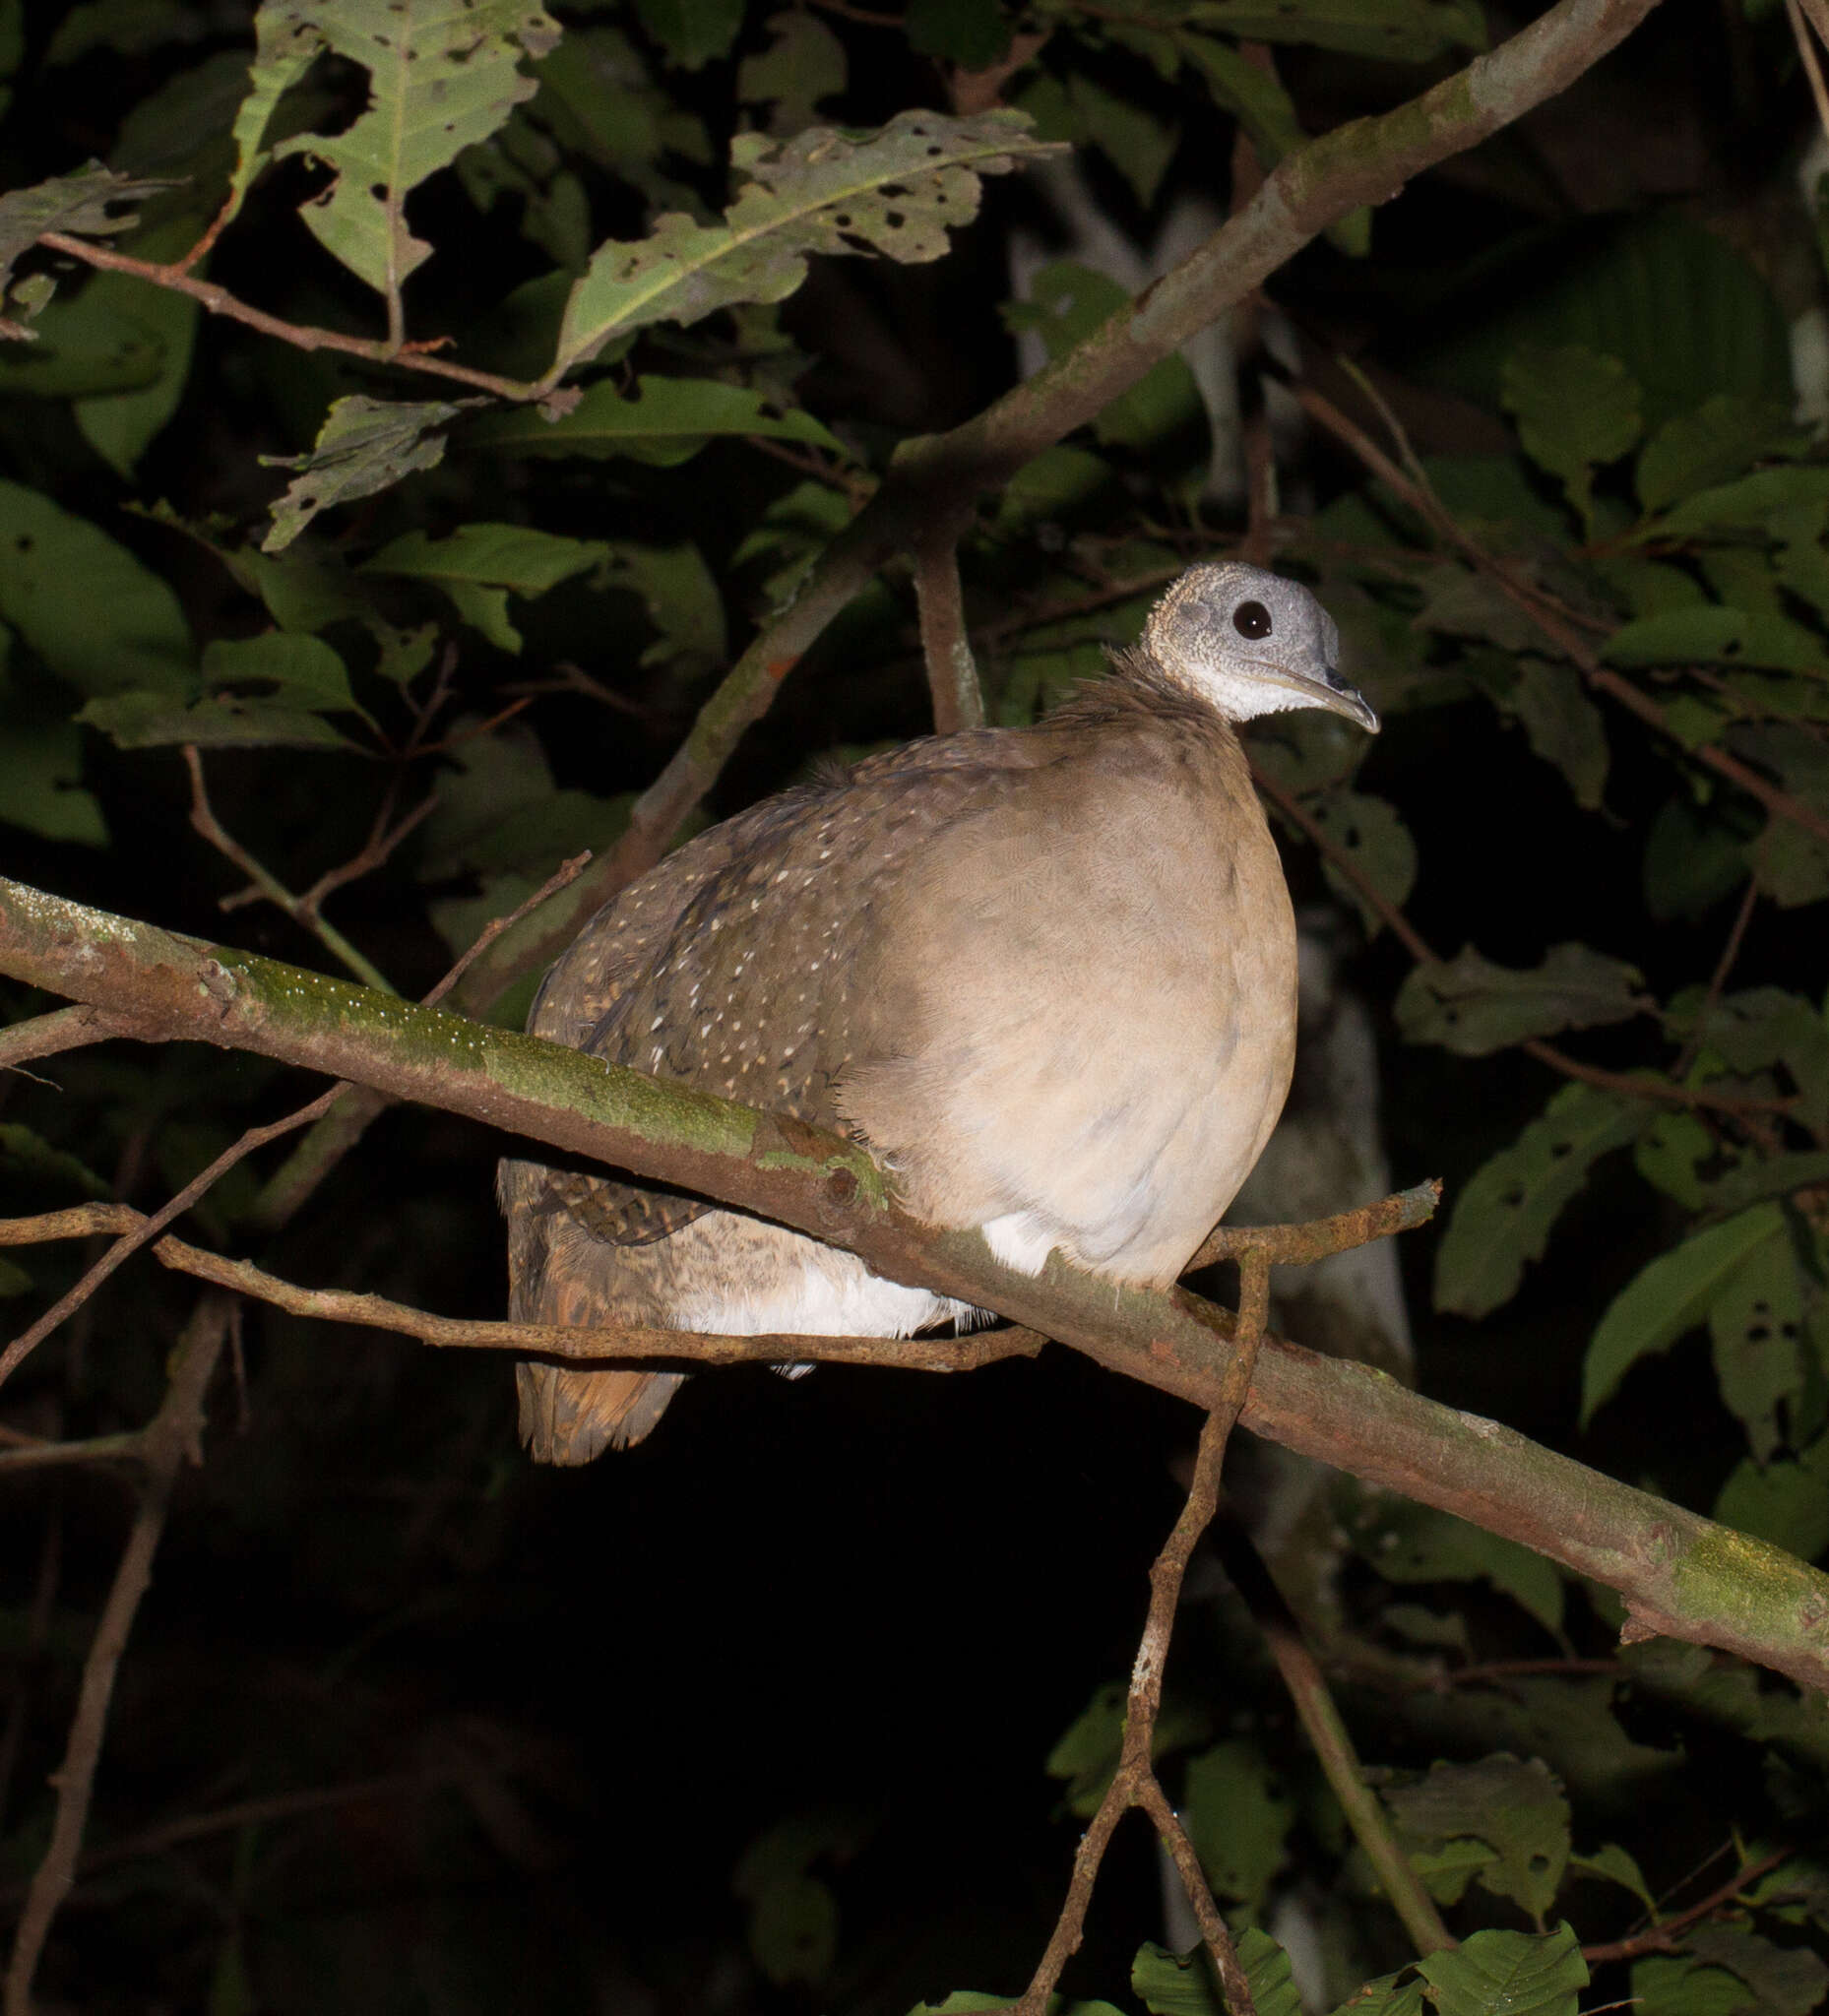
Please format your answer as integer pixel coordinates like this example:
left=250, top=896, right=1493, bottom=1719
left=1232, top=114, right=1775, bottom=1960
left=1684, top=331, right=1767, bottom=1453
left=423, top=850, right=594, bottom=1009
left=1580, top=1846, right=1791, bottom=1964
left=1785, top=0, right=1829, bottom=142
left=34, top=232, right=541, bottom=403
left=1211, top=1505, right=1455, bottom=1956
left=0, top=1087, right=342, bottom=1394
left=912, top=532, right=985, bottom=732
left=0, top=1202, right=1048, bottom=1372
left=297, top=789, right=438, bottom=918
left=0, top=1006, right=111, bottom=1074
left=3, top=1294, right=229, bottom=2016
left=1670, top=867, right=1760, bottom=1082
left=0, top=1430, right=145, bottom=1475
left=184, top=747, right=397, bottom=995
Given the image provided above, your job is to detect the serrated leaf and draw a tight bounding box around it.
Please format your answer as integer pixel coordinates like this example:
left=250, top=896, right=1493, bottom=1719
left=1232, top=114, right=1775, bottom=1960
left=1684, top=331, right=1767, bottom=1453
left=471, top=375, right=846, bottom=465
left=0, top=719, right=106, bottom=845
left=1356, top=1499, right=1566, bottom=1636
left=1308, top=790, right=1417, bottom=938
left=1387, top=1758, right=1569, bottom=1920
left=0, top=163, right=174, bottom=309
left=1501, top=343, right=1642, bottom=524
left=1397, top=943, right=1644, bottom=1056
left=553, top=108, right=1059, bottom=377
left=1434, top=1083, right=1645, bottom=1318
left=1183, top=1740, right=1294, bottom=1907
left=0, top=479, right=192, bottom=694
left=1715, top=1434, right=1829, bottom=1560
left=260, top=396, right=463, bottom=552
left=272, top=1, right=558, bottom=305
left=1418, top=1925, right=1586, bottom=2016
left=1636, top=393, right=1798, bottom=514
left=1583, top=1204, right=1787, bottom=1425
left=1604, top=603, right=1826, bottom=672
left=1178, top=0, right=1483, bottom=61
left=1004, top=262, right=1202, bottom=451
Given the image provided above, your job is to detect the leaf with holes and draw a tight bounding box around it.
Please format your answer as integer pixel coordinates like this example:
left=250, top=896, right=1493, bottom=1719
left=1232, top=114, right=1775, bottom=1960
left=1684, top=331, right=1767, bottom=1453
left=1419, top=1926, right=1587, bottom=2016
left=1684, top=985, right=1829, bottom=1137
left=220, top=4, right=320, bottom=233
left=1306, top=790, right=1417, bottom=938
left=271, top=1, right=558, bottom=309
left=0, top=163, right=174, bottom=312
left=1387, top=1757, right=1570, bottom=1920
left=553, top=108, right=1059, bottom=379
left=471, top=375, right=846, bottom=466
left=1397, top=942, right=1644, bottom=1056
left=261, top=396, right=464, bottom=552
left=1434, top=1083, right=1645, bottom=1318
left=1707, top=1216, right=1808, bottom=1462
left=1583, top=1204, right=1787, bottom=1425
left=1604, top=603, right=1825, bottom=672
left=1501, top=343, right=1641, bottom=525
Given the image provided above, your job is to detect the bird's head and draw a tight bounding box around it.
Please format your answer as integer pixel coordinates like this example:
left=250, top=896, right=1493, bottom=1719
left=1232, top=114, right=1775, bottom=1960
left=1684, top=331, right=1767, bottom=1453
left=1142, top=563, right=1377, bottom=734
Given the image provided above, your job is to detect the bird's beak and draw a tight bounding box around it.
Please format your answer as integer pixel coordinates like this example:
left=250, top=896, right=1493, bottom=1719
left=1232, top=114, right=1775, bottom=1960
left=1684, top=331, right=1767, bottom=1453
left=1317, top=667, right=1378, bottom=734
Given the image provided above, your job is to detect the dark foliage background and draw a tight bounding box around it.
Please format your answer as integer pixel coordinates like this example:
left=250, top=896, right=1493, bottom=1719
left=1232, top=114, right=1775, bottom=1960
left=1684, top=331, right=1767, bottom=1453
left=1, top=2, right=1828, bottom=2013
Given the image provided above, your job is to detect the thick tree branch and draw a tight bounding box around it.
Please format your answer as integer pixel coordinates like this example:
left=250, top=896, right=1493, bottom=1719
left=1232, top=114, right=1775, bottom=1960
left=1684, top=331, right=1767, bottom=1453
left=2, top=878, right=1826, bottom=1695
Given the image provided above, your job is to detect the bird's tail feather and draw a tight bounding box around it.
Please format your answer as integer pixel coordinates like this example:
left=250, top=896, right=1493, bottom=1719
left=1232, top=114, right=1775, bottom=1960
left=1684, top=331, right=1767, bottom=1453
left=516, top=1361, right=684, bottom=1462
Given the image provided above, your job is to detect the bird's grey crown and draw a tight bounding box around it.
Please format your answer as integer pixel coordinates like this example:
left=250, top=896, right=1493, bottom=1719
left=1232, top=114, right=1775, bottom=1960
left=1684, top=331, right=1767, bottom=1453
left=1140, top=562, right=1375, bottom=733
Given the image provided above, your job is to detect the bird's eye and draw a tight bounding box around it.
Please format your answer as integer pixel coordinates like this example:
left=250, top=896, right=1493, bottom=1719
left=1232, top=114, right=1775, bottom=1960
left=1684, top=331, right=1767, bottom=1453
left=1232, top=600, right=1272, bottom=639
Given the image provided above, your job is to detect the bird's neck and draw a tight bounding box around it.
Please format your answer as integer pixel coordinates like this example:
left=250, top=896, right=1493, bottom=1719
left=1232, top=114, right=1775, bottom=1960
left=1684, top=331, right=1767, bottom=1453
left=1047, top=645, right=1249, bottom=757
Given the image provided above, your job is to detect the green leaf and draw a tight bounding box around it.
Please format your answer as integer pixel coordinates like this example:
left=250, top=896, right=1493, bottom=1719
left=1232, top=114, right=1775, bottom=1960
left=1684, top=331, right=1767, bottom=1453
left=1635, top=393, right=1798, bottom=514
left=366, top=523, right=608, bottom=596
left=1434, top=1083, right=1645, bottom=1318
left=1043, top=1679, right=1207, bottom=1818
left=0, top=719, right=106, bottom=845
left=1682, top=1924, right=1829, bottom=2016
left=747, top=1872, right=837, bottom=1987
left=73, top=213, right=205, bottom=476
left=1388, top=1757, right=1569, bottom=1920
left=219, top=7, right=319, bottom=231
left=992, top=444, right=1113, bottom=536
left=1631, top=1957, right=1758, bottom=2016
left=1714, top=1433, right=1829, bottom=1560
left=201, top=632, right=365, bottom=722
left=1004, top=263, right=1203, bottom=451
left=1501, top=343, right=1642, bottom=524
left=1708, top=1221, right=1806, bottom=1461
left=608, top=542, right=725, bottom=675
left=0, top=1255, right=30, bottom=1296
left=1604, top=603, right=1826, bottom=672
left=553, top=108, right=1058, bottom=378
left=46, top=0, right=211, bottom=64
left=1175, top=0, right=1483, bottom=62
left=76, top=689, right=354, bottom=751
left=0, top=479, right=192, bottom=694
left=1356, top=1499, right=1566, bottom=1636
left=0, top=1123, right=110, bottom=1199
left=272, top=1, right=558, bottom=304
left=1418, top=1925, right=1586, bottom=2016
left=260, top=396, right=463, bottom=552
left=1643, top=795, right=1750, bottom=922
left=471, top=375, right=847, bottom=465
left=1645, top=463, right=1829, bottom=541
left=1583, top=1204, right=1787, bottom=1425
left=906, top=0, right=1012, bottom=68
left=0, top=163, right=174, bottom=310
left=0, top=280, right=166, bottom=398
left=1330, top=1972, right=1428, bottom=2016
left=1569, top=1842, right=1657, bottom=1913
left=1134, top=1928, right=1299, bottom=2016
left=738, top=11, right=848, bottom=131
left=1068, top=75, right=1178, bottom=211
left=1307, top=791, right=1417, bottom=938
left=1183, top=1739, right=1294, bottom=1906
left=1396, top=942, right=1644, bottom=1056
left=1690, top=985, right=1829, bottom=1138
left=1505, top=659, right=1609, bottom=809
left=632, top=0, right=743, bottom=69
left=1634, top=1109, right=1717, bottom=1211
